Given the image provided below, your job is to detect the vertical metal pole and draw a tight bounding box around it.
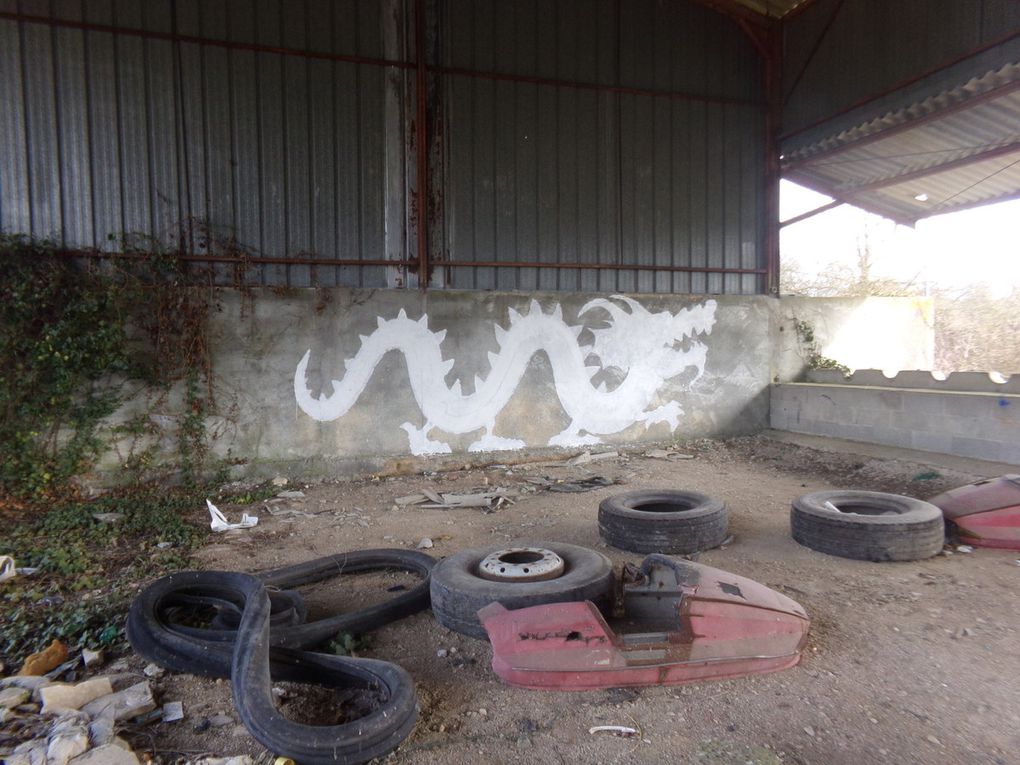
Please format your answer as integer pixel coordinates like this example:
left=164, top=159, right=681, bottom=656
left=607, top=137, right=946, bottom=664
left=763, top=26, right=782, bottom=296
left=414, top=0, right=429, bottom=290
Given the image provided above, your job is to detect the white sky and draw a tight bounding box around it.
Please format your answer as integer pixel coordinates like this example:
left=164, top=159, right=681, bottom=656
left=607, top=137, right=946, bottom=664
left=780, top=181, right=1020, bottom=297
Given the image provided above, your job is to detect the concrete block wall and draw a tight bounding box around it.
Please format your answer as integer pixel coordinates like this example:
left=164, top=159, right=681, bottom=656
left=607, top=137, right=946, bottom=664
left=771, top=381, right=1020, bottom=465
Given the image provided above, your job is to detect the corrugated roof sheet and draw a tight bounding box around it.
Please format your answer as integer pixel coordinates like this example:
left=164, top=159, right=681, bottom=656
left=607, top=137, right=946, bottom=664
left=783, top=62, right=1020, bottom=223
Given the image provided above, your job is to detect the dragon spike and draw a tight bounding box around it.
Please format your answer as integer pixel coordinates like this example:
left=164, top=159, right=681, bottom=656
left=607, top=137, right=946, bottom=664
left=359, top=334, right=370, bottom=345
left=487, top=351, right=499, bottom=369
left=377, top=316, right=386, bottom=328
left=450, top=379, right=463, bottom=396
left=528, top=298, right=542, bottom=315
left=508, top=307, right=522, bottom=324
left=418, top=314, right=428, bottom=326
left=494, top=324, right=507, bottom=345
left=435, top=329, right=447, bottom=343
left=397, top=308, right=407, bottom=320
left=344, top=358, right=354, bottom=371
left=551, top=303, right=563, bottom=320
left=474, top=374, right=486, bottom=393
left=439, top=358, right=455, bottom=374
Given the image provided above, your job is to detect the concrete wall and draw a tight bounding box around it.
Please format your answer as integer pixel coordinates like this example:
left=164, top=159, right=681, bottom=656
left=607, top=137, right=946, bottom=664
left=95, top=289, right=935, bottom=480
left=771, top=375, right=1020, bottom=465
left=774, top=296, right=934, bottom=382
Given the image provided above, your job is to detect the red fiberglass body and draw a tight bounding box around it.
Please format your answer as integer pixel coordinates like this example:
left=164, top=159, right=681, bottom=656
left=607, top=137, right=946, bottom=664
left=478, top=555, right=809, bottom=690
left=929, top=475, right=1020, bottom=551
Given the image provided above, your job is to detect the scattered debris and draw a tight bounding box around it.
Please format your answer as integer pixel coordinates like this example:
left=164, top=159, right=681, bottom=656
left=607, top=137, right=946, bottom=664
left=142, top=663, right=165, bottom=678
left=912, top=471, right=942, bottom=481
left=19, top=639, right=69, bottom=676
left=206, top=499, right=258, bottom=532
left=39, top=677, right=113, bottom=714
left=548, top=476, right=615, bottom=493
left=803, top=725, right=816, bottom=737
left=568, top=450, right=619, bottom=466
left=271, top=476, right=289, bottom=487
left=162, top=700, right=184, bottom=722
left=155, top=541, right=173, bottom=549
left=80, top=681, right=155, bottom=722
left=416, top=537, right=434, bottom=549
left=644, top=449, right=694, bottom=460
left=91, top=512, right=124, bottom=524
left=276, top=490, right=306, bottom=499
left=956, top=545, right=973, bottom=553
left=0, top=555, right=17, bottom=583
left=589, top=725, right=639, bottom=738
left=394, top=488, right=514, bottom=512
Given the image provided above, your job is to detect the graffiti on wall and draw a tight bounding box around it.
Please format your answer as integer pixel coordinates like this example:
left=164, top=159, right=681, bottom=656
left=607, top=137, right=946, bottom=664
left=295, top=296, right=717, bottom=455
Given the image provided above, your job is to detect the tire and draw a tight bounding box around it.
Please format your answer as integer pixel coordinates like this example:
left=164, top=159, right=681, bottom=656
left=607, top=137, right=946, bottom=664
left=430, top=542, right=614, bottom=639
left=791, top=490, right=944, bottom=561
left=598, top=490, right=728, bottom=554
left=126, top=549, right=434, bottom=764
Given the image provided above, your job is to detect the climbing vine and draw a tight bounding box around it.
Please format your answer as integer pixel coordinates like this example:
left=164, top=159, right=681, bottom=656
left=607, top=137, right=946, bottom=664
left=792, top=318, right=851, bottom=376
left=0, top=234, right=219, bottom=499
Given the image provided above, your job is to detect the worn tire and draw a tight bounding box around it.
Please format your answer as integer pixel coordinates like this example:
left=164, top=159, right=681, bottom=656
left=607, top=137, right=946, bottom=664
left=791, top=490, right=944, bottom=561
left=598, top=490, right=729, bottom=554
left=430, top=542, right=614, bottom=639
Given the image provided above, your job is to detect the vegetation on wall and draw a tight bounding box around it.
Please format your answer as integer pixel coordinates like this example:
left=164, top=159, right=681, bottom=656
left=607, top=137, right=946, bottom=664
left=0, top=234, right=218, bottom=499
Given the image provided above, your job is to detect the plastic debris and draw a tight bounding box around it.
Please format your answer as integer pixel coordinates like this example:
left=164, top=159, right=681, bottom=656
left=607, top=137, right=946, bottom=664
left=162, top=701, right=184, bottom=722
left=548, top=476, right=615, bottom=493
left=416, top=538, right=434, bottom=549
left=19, top=639, right=69, bottom=676
left=956, top=545, right=974, bottom=553
left=589, top=725, right=639, bottom=738
left=207, top=499, right=258, bottom=532
left=0, top=555, right=16, bottom=583
left=568, top=450, right=619, bottom=466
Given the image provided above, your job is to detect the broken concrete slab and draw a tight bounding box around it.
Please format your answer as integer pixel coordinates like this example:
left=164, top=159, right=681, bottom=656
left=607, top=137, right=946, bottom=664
left=40, top=677, right=114, bottom=714
left=80, top=681, right=155, bottom=722
left=0, top=685, right=30, bottom=709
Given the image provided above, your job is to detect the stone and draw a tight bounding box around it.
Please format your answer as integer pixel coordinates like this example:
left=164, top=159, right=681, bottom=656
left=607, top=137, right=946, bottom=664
left=92, top=512, right=124, bottom=524
left=19, top=639, right=69, bottom=676
left=0, top=675, right=51, bottom=694
left=208, top=712, right=233, bottom=727
left=416, top=537, right=434, bottom=549
left=46, top=718, right=90, bottom=765
left=81, top=681, right=155, bottom=722
left=0, top=686, right=30, bottom=709
left=40, top=677, right=114, bottom=714
left=68, top=744, right=140, bottom=765
left=8, top=739, right=48, bottom=765
left=89, top=715, right=116, bottom=747
left=81, top=648, right=104, bottom=668
left=163, top=701, right=184, bottom=722
left=142, top=663, right=165, bottom=678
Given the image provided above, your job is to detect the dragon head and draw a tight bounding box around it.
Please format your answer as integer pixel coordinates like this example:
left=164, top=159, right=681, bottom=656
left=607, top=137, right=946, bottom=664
left=578, top=296, right=717, bottom=380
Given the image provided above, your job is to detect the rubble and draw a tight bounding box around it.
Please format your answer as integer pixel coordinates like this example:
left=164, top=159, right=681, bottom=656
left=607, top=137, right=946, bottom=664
left=40, top=678, right=113, bottom=714
left=19, top=639, right=69, bottom=676
left=80, top=681, right=155, bottom=721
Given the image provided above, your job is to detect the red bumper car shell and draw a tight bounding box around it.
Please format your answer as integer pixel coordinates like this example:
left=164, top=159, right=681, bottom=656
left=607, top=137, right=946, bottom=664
left=479, top=554, right=810, bottom=690
left=929, top=475, right=1020, bottom=550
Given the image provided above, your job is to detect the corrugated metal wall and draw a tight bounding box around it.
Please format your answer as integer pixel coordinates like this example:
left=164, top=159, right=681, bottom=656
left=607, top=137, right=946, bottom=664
left=438, top=0, right=765, bottom=294
left=0, top=0, right=410, bottom=288
left=783, top=0, right=1020, bottom=140
left=0, top=0, right=768, bottom=294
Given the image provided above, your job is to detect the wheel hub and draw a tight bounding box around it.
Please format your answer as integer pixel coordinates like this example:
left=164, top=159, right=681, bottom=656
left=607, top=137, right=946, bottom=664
left=477, top=547, right=565, bottom=582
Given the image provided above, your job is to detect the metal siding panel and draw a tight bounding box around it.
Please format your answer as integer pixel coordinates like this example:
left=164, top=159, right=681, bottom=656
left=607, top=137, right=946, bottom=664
left=200, top=1, right=234, bottom=282
left=689, top=102, right=708, bottom=294
left=22, top=18, right=62, bottom=239
left=358, top=64, right=386, bottom=287
left=0, top=18, right=30, bottom=235
left=308, top=0, right=338, bottom=286
left=227, top=0, right=260, bottom=279
left=84, top=1, right=123, bottom=248
left=256, top=0, right=285, bottom=284
left=495, top=78, right=517, bottom=291
left=113, top=0, right=152, bottom=243
left=555, top=0, right=579, bottom=293
left=142, top=1, right=180, bottom=249
left=283, top=1, right=311, bottom=287
left=53, top=8, right=94, bottom=248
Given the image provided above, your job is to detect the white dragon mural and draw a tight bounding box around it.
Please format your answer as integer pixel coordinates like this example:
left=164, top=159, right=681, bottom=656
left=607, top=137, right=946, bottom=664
left=294, top=296, right=717, bottom=455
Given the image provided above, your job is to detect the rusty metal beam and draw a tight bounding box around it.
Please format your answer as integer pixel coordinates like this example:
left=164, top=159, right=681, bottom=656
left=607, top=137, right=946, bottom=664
left=779, top=199, right=843, bottom=228
left=782, top=0, right=845, bottom=106
left=440, top=261, right=766, bottom=275
left=414, top=0, right=430, bottom=290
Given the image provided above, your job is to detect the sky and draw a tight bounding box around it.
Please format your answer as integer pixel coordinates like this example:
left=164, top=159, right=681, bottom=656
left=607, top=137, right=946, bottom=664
left=780, top=181, right=1020, bottom=297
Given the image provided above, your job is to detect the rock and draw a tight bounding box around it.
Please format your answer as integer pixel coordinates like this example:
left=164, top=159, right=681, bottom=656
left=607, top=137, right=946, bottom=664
left=46, top=717, right=90, bottom=765
left=277, top=490, right=305, bottom=498
left=803, top=725, right=816, bottom=737
left=81, top=681, right=155, bottom=722
left=19, top=640, right=69, bottom=676
left=193, top=757, right=255, bottom=765
left=0, top=686, right=30, bottom=709
left=208, top=712, right=233, bottom=727
left=142, top=663, right=165, bottom=678
left=956, top=545, right=973, bottom=553
left=927, top=734, right=942, bottom=746
left=68, top=744, right=140, bottom=765
left=416, top=537, right=434, bottom=549
left=92, top=512, right=124, bottom=524
left=271, top=476, right=289, bottom=486
left=1, top=675, right=52, bottom=694
left=163, top=701, right=184, bottom=722
left=80, top=649, right=104, bottom=669
left=7, top=739, right=48, bottom=765
left=89, top=716, right=116, bottom=747
left=40, top=677, right=114, bottom=714
left=436, top=648, right=448, bottom=658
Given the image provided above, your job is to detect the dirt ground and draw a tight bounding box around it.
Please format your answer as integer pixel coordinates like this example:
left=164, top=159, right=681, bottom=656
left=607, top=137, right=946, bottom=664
left=125, top=435, right=1019, bottom=765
